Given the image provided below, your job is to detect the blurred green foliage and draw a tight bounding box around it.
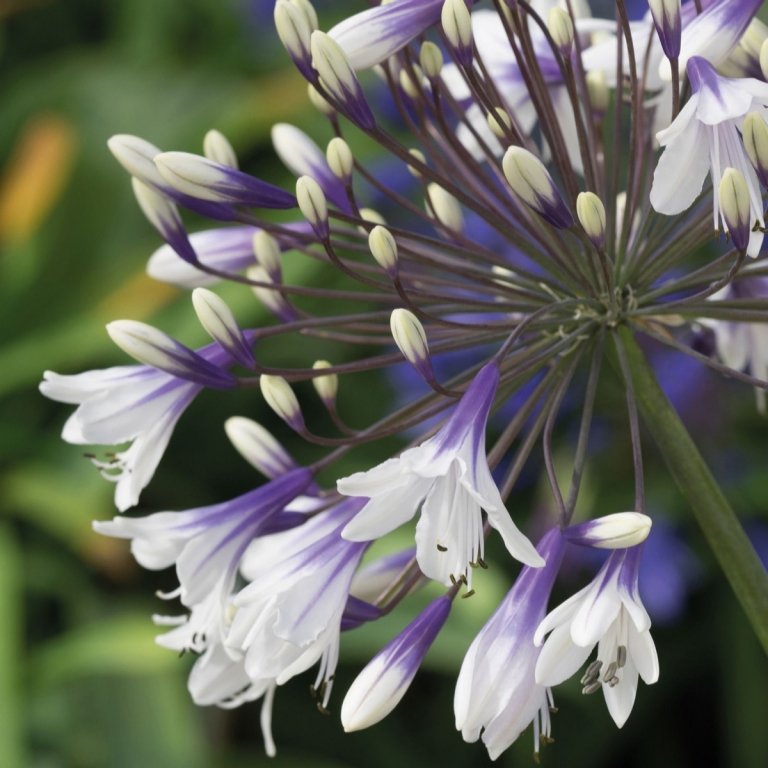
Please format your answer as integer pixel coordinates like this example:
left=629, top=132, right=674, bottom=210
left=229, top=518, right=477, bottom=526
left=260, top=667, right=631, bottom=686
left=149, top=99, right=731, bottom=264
left=1, top=2, right=766, bottom=767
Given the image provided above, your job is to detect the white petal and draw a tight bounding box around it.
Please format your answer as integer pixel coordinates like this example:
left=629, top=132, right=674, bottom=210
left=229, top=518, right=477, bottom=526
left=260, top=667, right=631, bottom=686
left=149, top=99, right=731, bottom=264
left=570, top=582, right=622, bottom=647
left=535, top=622, right=593, bottom=686
left=628, top=626, right=659, bottom=684
left=602, top=658, right=638, bottom=728
left=650, top=120, right=711, bottom=215
left=533, top=584, right=589, bottom=646
left=337, top=456, right=408, bottom=496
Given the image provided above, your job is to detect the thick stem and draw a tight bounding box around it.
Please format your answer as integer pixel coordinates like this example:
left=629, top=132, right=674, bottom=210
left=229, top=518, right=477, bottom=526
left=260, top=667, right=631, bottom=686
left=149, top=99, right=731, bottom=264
left=618, top=326, right=768, bottom=653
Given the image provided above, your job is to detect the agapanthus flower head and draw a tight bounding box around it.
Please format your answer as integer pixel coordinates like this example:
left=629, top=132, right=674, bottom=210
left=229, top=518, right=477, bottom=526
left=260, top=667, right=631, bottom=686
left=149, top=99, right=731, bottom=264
left=42, top=0, right=768, bottom=760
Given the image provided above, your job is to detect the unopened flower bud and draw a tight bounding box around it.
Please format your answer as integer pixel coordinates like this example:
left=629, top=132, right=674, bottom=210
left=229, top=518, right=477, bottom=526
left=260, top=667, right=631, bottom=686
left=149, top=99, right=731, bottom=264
left=155, top=152, right=296, bottom=208
left=441, top=0, right=473, bottom=66
left=252, top=230, right=282, bottom=281
left=341, top=596, right=452, bottom=732
left=326, top=137, right=354, bottom=180
left=368, top=225, right=399, bottom=277
left=586, top=70, right=609, bottom=113
left=247, top=265, right=297, bottom=321
left=426, top=183, right=464, bottom=232
left=648, top=0, right=681, bottom=59
left=108, top=134, right=165, bottom=188
left=274, top=0, right=316, bottom=79
left=399, top=66, right=424, bottom=99
left=358, top=208, right=387, bottom=233
left=718, top=167, right=752, bottom=253
left=547, top=7, right=574, bottom=57
left=224, top=416, right=297, bottom=478
left=761, top=39, right=768, bottom=81
left=576, top=191, right=607, bottom=247
left=419, top=41, right=444, bottom=79
left=310, top=31, right=375, bottom=130
left=742, top=112, right=768, bottom=187
left=203, top=129, right=238, bottom=169
left=130, top=178, right=198, bottom=264
left=307, top=83, right=335, bottom=115
left=260, top=374, right=305, bottom=431
left=107, top=319, right=235, bottom=389
left=407, top=148, right=427, bottom=178
left=312, top=360, right=338, bottom=403
left=487, top=107, right=512, bottom=140
left=563, top=512, right=652, bottom=549
left=296, top=175, right=329, bottom=238
left=192, top=288, right=254, bottom=367
left=502, top=146, right=573, bottom=228
left=741, top=18, right=768, bottom=61
left=390, top=308, right=435, bottom=382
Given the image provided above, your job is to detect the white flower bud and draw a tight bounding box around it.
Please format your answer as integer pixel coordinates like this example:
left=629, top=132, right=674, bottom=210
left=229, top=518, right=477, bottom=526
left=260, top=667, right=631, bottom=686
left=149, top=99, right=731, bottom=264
left=224, top=416, right=296, bottom=478
left=296, top=175, right=328, bottom=235
left=502, top=146, right=573, bottom=228
left=586, top=70, right=609, bottom=113
left=718, top=167, right=751, bottom=252
left=106, top=319, right=234, bottom=388
left=576, top=191, right=607, bottom=247
left=419, top=41, right=443, bottom=79
left=390, top=308, right=431, bottom=373
left=563, top=512, right=652, bottom=549
left=247, top=265, right=293, bottom=319
left=426, top=183, right=464, bottom=232
left=312, top=360, right=338, bottom=403
left=130, top=178, right=180, bottom=239
left=307, top=83, right=335, bottom=115
left=191, top=288, right=254, bottom=367
left=252, top=230, right=282, bottom=280
left=311, top=31, right=360, bottom=102
left=441, top=0, right=473, bottom=57
left=359, top=208, right=387, bottom=227
left=743, top=112, right=768, bottom=187
left=326, top=137, right=354, bottom=180
left=547, top=7, right=574, bottom=56
left=368, top=225, right=398, bottom=276
left=260, top=374, right=305, bottom=430
left=741, top=18, right=768, bottom=60
left=487, top=107, right=512, bottom=140
left=107, top=134, right=165, bottom=187
left=399, top=66, right=424, bottom=99
left=407, top=148, right=426, bottom=178
left=274, top=0, right=314, bottom=60
left=203, top=129, right=238, bottom=169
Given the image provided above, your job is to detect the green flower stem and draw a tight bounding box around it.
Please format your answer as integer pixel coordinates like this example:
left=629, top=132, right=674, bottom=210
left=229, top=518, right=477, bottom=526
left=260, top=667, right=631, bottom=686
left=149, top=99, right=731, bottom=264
left=618, top=325, right=768, bottom=654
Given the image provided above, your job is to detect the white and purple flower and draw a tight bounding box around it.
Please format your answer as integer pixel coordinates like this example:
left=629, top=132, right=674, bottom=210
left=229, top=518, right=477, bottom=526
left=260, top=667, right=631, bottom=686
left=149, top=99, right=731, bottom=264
left=534, top=545, right=659, bottom=728
left=338, top=362, right=543, bottom=587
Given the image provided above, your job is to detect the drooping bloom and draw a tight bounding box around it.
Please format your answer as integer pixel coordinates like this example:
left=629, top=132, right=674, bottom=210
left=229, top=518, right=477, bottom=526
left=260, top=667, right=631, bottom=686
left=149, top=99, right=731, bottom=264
left=341, top=594, right=452, bottom=732
left=454, top=529, right=565, bottom=760
left=40, top=341, right=236, bottom=511
left=650, top=56, right=768, bottom=257
left=226, top=498, right=370, bottom=711
left=338, top=362, right=544, bottom=587
left=534, top=545, right=659, bottom=728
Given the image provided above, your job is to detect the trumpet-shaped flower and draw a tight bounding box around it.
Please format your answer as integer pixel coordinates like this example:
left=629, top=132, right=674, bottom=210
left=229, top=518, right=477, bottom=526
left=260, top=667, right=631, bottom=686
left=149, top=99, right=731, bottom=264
left=226, top=498, right=369, bottom=710
left=454, top=529, right=565, bottom=760
left=338, top=362, right=543, bottom=587
left=40, top=341, right=238, bottom=511
left=650, top=56, right=768, bottom=257
left=534, top=545, right=659, bottom=728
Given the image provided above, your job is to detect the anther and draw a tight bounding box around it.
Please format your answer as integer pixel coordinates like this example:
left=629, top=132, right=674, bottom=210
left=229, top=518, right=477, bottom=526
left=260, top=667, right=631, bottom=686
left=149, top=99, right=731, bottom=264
left=461, top=589, right=476, bottom=599
left=436, top=544, right=448, bottom=552
left=602, top=662, right=618, bottom=682
left=617, top=645, right=627, bottom=668
left=608, top=676, right=620, bottom=687
left=477, top=557, right=488, bottom=569
left=582, top=681, right=602, bottom=695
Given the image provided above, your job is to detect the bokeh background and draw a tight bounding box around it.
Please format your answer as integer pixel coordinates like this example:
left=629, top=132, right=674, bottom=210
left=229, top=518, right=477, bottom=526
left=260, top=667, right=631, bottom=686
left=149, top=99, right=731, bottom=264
left=2, top=1, right=767, bottom=766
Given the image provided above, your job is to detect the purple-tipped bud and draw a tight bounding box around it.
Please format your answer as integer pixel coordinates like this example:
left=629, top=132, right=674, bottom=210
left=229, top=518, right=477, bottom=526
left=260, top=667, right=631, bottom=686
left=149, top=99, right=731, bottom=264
left=563, top=512, right=652, bottom=549
left=310, top=31, right=376, bottom=131
left=341, top=595, right=452, bottom=731
left=274, top=0, right=317, bottom=81
left=259, top=374, right=306, bottom=432
left=191, top=288, right=255, bottom=368
left=502, top=147, right=573, bottom=229
left=106, top=320, right=236, bottom=389
left=547, top=7, right=574, bottom=58
left=649, top=0, right=681, bottom=59
left=224, top=416, right=297, bottom=478
left=155, top=152, right=296, bottom=209
left=390, top=308, right=437, bottom=386
left=719, top=167, right=752, bottom=253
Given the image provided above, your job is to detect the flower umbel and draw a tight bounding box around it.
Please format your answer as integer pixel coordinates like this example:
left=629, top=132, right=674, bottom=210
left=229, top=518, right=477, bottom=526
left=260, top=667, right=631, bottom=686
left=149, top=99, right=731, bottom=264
left=41, top=0, right=768, bottom=760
